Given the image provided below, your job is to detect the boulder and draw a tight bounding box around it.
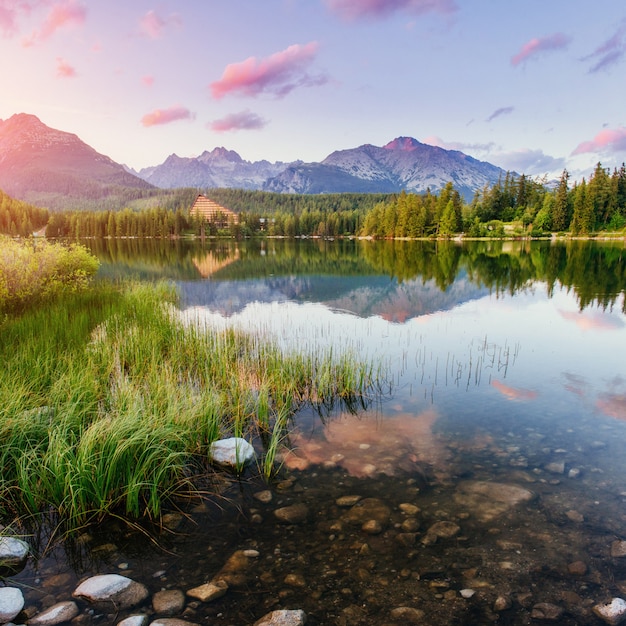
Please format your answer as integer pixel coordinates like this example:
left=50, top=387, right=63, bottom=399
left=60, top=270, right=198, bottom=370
left=209, top=437, right=255, bottom=470
left=0, top=587, right=24, bottom=624
left=73, top=574, right=149, bottom=611
left=117, top=616, right=149, bottom=626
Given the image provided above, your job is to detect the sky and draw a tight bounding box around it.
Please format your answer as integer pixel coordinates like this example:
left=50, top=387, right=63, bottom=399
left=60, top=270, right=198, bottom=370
left=1, top=0, right=625, bottom=181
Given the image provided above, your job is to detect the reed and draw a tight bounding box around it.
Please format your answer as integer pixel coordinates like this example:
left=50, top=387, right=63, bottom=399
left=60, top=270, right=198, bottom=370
left=0, top=279, right=384, bottom=530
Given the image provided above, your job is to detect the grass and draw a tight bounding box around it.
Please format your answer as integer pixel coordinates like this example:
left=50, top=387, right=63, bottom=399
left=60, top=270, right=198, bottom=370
left=0, top=274, right=385, bottom=531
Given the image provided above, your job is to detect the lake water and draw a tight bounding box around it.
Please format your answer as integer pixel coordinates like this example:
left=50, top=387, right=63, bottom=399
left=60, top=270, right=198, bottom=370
left=15, top=238, right=626, bottom=625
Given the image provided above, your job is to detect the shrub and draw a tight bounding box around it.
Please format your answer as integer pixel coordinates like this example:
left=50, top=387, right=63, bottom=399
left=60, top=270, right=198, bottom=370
left=0, top=237, right=99, bottom=313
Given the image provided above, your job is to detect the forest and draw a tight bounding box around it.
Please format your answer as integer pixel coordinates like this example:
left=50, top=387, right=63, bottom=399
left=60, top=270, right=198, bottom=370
left=0, top=163, right=625, bottom=239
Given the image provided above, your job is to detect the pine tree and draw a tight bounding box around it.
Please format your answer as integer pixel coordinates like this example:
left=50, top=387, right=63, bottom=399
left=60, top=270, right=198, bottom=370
left=552, top=170, right=570, bottom=231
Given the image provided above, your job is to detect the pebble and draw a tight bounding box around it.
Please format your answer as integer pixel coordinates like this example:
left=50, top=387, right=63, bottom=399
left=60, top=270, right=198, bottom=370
left=253, top=490, right=273, bottom=504
left=335, top=495, right=362, bottom=507
left=152, top=589, right=185, bottom=615
left=612, top=541, right=626, bottom=558
left=253, top=609, right=308, bottom=625
left=389, top=606, right=425, bottom=622
left=185, top=580, right=228, bottom=603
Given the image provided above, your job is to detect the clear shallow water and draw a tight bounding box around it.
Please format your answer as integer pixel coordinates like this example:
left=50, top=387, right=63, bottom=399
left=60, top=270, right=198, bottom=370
left=12, top=238, right=626, bottom=625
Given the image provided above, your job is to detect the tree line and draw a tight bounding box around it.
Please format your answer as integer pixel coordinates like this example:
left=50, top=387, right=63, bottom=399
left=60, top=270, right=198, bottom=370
left=1, top=163, right=625, bottom=239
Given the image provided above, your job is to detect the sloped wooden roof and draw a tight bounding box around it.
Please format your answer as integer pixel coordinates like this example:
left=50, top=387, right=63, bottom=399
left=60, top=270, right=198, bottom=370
left=190, top=194, right=237, bottom=222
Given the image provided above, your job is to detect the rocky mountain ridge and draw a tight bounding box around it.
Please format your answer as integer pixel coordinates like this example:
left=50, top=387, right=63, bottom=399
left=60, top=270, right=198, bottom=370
left=0, top=113, right=508, bottom=207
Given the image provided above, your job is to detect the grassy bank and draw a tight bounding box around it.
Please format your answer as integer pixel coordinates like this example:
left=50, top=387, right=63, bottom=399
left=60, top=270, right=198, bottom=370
left=0, top=270, right=383, bottom=530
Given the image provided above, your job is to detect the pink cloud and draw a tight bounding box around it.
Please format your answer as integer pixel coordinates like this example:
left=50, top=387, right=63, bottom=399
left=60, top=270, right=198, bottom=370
left=141, top=105, right=194, bottom=127
left=139, top=10, right=181, bottom=39
left=572, top=127, right=626, bottom=156
left=209, top=110, right=267, bottom=133
left=142, top=75, right=155, bottom=87
left=22, top=0, right=86, bottom=47
left=56, top=57, right=76, bottom=78
left=511, top=33, right=570, bottom=66
left=210, top=42, right=327, bottom=99
left=0, top=1, right=45, bottom=37
left=324, top=0, right=457, bottom=21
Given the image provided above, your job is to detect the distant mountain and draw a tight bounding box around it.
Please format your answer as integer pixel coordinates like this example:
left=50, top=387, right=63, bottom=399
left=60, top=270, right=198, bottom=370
left=0, top=113, right=509, bottom=209
left=0, top=113, right=153, bottom=208
left=265, top=137, right=505, bottom=198
left=137, top=136, right=507, bottom=199
left=133, top=148, right=295, bottom=190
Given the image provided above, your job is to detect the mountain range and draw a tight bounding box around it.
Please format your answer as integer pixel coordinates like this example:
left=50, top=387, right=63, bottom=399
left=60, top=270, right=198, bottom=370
left=0, top=113, right=507, bottom=209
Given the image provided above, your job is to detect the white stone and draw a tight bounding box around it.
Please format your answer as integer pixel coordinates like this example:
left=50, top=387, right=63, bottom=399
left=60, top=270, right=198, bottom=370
left=593, top=598, right=626, bottom=625
left=29, top=601, right=79, bottom=625
left=0, top=537, right=29, bottom=567
left=0, top=587, right=24, bottom=624
left=209, top=437, right=255, bottom=469
left=73, top=574, right=149, bottom=611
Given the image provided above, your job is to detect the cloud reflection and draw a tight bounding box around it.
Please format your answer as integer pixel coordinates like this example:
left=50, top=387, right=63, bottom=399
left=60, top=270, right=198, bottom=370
left=491, top=379, right=537, bottom=401
left=559, top=309, right=625, bottom=331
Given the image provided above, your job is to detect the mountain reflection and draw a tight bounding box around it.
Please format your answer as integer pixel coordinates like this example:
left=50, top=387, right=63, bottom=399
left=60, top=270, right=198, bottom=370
left=84, top=238, right=626, bottom=319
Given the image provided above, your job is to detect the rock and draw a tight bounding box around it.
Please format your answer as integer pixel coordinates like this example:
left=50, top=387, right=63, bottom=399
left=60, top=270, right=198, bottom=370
left=253, top=609, right=307, bottom=625
left=389, top=606, right=425, bottom=622
left=0, top=587, right=24, bottom=623
left=494, top=595, right=512, bottom=611
left=336, top=495, right=362, bottom=507
left=209, top=437, right=255, bottom=470
left=531, top=602, right=564, bottom=621
left=612, top=541, right=626, bottom=558
left=399, top=503, right=420, bottom=515
left=566, top=510, right=584, bottom=523
left=186, top=580, right=228, bottom=603
left=401, top=517, right=420, bottom=532
left=0, top=536, right=30, bottom=571
left=284, top=573, right=306, bottom=588
left=593, top=598, right=626, bottom=625
left=117, top=616, right=149, bottom=626
left=152, top=590, right=185, bottom=615
left=545, top=461, right=565, bottom=474
left=428, top=520, right=460, bottom=538
left=212, top=550, right=254, bottom=587
left=253, top=490, right=273, bottom=504
left=28, top=601, right=79, bottom=625
left=274, top=503, right=310, bottom=524
left=150, top=617, right=200, bottom=626
left=72, top=574, right=149, bottom=611
left=460, top=588, right=476, bottom=598
left=454, top=481, right=535, bottom=522
left=362, top=519, right=383, bottom=535
left=340, top=498, right=391, bottom=529
left=567, top=560, right=587, bottom=576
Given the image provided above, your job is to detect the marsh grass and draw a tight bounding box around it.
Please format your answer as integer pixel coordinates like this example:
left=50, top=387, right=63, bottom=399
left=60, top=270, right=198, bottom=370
left=0, top=279, right=384, bottom=531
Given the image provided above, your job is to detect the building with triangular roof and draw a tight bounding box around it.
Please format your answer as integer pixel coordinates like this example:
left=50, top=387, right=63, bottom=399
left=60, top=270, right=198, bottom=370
left=190, top=194, right=238, bottom=227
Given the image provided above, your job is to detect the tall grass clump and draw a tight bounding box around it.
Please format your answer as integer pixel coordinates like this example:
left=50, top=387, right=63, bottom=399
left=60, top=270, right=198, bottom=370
left=0, top=265, right=385, bottom=531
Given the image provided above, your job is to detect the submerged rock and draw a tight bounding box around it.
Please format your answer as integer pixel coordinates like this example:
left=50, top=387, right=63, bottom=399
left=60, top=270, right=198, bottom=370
left=209, top=437, right=255, bottom=470
left=274, top=503, right=310, bottom=524
left=340, top=498, right=391, bottom=528
left=254, top=609, right=307, bottom=625
left=117, top=616, right=149, bottom=626
left=186, top=580, right=228, bottom=603
left=152, top=589, right=185, bottom=615
left=453, top=481, right=535, bottom=522
left=28, top=601, right=79, bottom=625
left=72, top=574, right=149, bottom=611
left=0, top=587, right=24, bottom=624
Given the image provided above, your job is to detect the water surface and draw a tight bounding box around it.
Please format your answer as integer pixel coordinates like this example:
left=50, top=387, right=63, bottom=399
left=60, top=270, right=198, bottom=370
left=17, top=238, right=626, bottom=625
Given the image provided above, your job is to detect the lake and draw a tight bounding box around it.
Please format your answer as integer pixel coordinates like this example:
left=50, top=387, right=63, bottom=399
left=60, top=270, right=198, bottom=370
left=15, top=238, right=626, bottom=625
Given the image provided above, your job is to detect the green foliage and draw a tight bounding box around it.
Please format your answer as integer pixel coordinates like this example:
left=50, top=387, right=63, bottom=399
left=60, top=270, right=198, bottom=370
left=0, top=237, right=99, bottom=313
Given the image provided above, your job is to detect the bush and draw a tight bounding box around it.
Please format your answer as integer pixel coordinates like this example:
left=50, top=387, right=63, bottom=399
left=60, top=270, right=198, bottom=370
left=0, top=237, right=99, bottom=313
